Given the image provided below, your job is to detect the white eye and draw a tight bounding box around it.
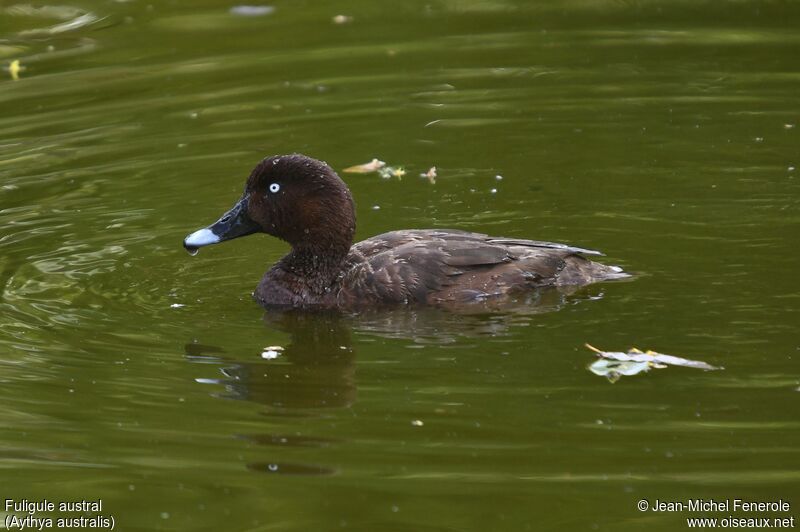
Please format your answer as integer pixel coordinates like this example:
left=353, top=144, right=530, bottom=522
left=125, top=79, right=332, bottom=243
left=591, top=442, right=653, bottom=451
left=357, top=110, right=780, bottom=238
left=268, top=183, right=280, bottom=194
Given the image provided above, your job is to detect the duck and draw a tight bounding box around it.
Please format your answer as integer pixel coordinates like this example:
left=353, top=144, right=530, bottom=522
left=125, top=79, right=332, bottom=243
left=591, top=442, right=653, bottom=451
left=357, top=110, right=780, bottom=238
left=183, top=154, right=627, bottom=310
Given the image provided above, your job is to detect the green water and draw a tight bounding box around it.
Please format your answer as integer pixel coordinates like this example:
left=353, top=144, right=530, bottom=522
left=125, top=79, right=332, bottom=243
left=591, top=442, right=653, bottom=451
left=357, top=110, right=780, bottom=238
left=1, top=1, right=798, bottom=530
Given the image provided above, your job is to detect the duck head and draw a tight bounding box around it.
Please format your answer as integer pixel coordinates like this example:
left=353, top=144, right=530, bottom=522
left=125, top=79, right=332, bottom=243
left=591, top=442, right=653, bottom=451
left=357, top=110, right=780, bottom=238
left=183, top=154, right=356, bottom=257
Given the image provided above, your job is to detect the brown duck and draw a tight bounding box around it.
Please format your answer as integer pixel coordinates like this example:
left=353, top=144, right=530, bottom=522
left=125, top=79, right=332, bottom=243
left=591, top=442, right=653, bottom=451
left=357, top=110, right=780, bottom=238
left=183, top=154, right=627, bottom=309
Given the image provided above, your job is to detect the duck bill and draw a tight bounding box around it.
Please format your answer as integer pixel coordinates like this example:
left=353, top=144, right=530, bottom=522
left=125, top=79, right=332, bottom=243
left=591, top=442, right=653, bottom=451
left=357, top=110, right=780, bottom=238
left=183, top=195, right=260, bottom=254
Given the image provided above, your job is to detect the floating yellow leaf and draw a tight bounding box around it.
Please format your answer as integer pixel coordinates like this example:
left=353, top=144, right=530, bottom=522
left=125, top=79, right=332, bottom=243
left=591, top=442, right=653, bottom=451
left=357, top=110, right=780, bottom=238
left=8, top=59, right=24, bottom=81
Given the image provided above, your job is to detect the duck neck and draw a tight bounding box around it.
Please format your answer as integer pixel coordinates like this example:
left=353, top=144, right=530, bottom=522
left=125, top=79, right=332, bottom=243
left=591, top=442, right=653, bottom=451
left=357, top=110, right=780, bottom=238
left=280, top=240, right=351, bottom=293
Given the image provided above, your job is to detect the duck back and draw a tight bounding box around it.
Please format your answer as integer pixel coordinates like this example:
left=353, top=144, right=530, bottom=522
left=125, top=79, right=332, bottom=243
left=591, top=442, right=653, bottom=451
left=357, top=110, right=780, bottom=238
left=334, top=229, right=626, bottom=308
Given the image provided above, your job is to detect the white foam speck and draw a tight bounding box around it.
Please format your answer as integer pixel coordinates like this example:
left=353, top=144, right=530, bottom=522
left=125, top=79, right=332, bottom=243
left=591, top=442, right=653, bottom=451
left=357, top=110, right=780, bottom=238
left=230, top=5, right=275, bottom=16
left=261, top=345, right=284, bottom=359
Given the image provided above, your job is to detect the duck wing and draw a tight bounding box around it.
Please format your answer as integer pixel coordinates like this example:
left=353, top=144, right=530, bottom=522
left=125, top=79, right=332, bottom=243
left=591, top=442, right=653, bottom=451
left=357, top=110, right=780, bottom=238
left=339, top=230, right=609, bottom=306
left=483, top=238, right=603, bottom=256
left=353, top=229, right=602, bottom=257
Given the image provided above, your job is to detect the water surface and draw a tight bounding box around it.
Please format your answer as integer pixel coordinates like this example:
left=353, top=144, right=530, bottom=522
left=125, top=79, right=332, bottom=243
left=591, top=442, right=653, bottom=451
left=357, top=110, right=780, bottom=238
left=1, top=1, right=798, bottom=530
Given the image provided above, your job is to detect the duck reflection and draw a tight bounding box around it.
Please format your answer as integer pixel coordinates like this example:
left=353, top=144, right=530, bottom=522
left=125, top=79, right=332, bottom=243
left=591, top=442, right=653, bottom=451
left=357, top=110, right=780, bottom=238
left=353, top=283, right=604, bottom=341
left=184, top=284, right=606, bottom=475
left=185, top=284, right=607, bottom=410
left=186, top=311, right=356, bottom=410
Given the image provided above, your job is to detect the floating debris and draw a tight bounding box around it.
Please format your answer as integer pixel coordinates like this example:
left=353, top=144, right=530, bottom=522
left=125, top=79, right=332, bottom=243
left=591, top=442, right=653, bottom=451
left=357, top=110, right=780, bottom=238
left=8, top=59, right=24, bottom=81
left=411, top=420, right=424, bottom=427
left=332, top=14, right=353, bottom=24
left=586, top=343, right=721, bottom=383
left=169, top=303, right=185, bottom=309
left=586, top=344, right=719, bottom=369
left=261, top=345, right=284, bottom=360
left=420, top=166, right=437, bottom=184
left=343, top=158, right=385, bottom=174
left=343, top=158, right=404, bottom=179
left=378, top=166, right=405, bottom=180
left=230, top=5, right=275, bottom=16
left=588, top=359, right=652, bottom=383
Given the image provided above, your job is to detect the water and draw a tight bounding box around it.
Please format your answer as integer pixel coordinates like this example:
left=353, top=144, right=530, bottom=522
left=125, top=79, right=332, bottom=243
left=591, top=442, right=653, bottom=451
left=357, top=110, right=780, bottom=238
left=1, top=1, right=798, bottom=530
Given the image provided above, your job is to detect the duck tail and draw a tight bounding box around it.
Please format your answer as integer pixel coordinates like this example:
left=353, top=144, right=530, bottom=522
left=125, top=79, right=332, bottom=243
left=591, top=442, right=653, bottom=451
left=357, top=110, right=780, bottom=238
left=557, top=255, right=630, bottom=285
